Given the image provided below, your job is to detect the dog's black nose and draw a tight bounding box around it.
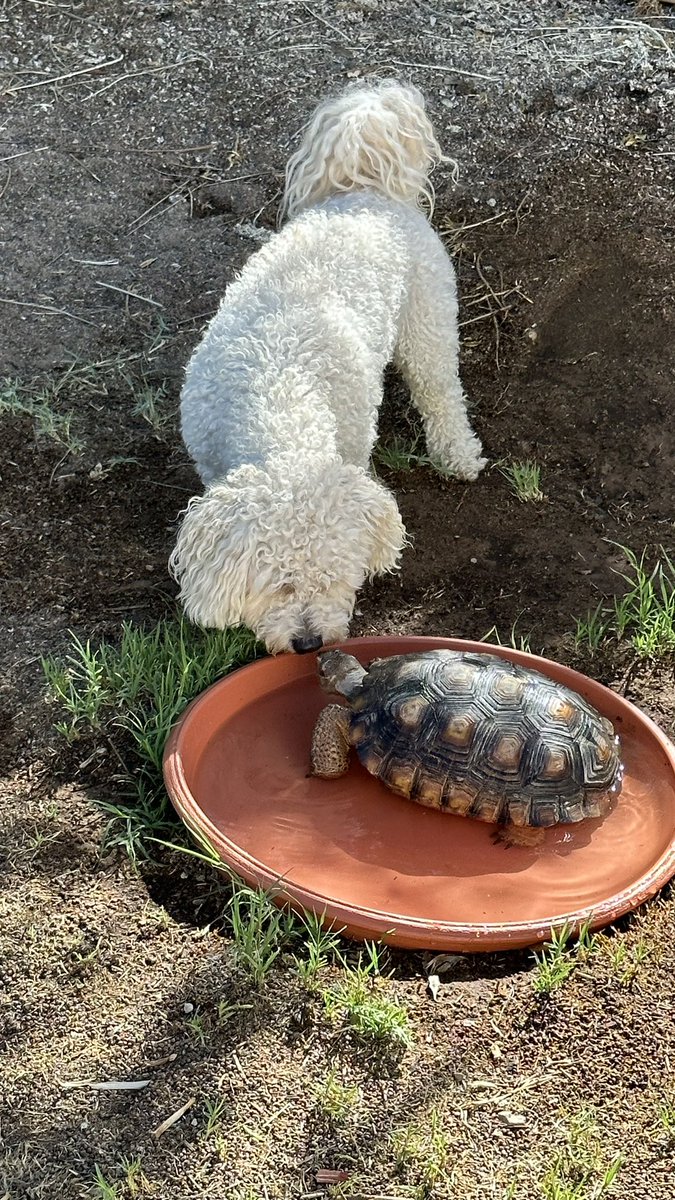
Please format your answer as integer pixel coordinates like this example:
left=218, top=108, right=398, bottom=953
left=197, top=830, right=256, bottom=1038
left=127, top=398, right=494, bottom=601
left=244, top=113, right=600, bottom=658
left=291, top=634, right=324, bottom=654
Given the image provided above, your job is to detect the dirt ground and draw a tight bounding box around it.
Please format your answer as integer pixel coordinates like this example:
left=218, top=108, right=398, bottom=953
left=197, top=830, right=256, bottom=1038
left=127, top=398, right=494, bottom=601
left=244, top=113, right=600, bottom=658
left=1, top=1, right=675, bottom=1197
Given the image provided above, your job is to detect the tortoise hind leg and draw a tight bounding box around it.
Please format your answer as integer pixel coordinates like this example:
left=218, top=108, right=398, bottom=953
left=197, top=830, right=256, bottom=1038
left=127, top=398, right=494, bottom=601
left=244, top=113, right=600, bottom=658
left=491, top=825, right=545, bottom=850
left=310, top=705, right=352, bottom=779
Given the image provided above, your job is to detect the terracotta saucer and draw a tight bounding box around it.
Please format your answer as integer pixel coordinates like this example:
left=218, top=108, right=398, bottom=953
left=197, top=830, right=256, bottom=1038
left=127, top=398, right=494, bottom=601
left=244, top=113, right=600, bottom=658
left=163, top=637, right=675, bottom=951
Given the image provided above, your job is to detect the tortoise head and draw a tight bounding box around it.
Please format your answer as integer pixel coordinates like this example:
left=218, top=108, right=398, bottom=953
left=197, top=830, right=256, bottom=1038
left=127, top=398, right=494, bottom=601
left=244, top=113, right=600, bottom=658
left=317, top=650, right=367, bottom=699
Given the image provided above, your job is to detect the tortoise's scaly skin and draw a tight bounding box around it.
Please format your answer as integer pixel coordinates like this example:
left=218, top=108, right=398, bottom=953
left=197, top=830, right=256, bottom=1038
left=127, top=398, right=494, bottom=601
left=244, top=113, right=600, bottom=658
left=344, top=650, right=623, bottom=827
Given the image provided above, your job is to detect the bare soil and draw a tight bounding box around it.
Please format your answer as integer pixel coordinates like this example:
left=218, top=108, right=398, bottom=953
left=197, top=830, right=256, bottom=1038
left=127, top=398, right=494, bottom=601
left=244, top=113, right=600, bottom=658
left=1, top=2, right=675, bottom=1197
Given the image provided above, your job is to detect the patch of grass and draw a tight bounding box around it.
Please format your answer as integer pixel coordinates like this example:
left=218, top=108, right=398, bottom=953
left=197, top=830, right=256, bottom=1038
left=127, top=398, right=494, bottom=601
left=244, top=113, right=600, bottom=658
left=374, top=432, right=433, bottom=472
left=315, top=1067, right=359, bottom=1122
left=482, top=620, right=532, bottom=653
left=203, top=1096, right=228, bottom=1136
left=0, top=378, right=84, bottom=455
left=91, top=1159, right=151, bottom=1199
left=43, top=618, right=261, bottom=860
left=499, top=459, right=544, bottom=502
left=323, top=942, right=413, bottom=1048
left=655, top=1098, right=675, bottom=1143
left=216, top=998, right=254, bottom=1027
left=574, top=546, right=675, bottom=659
left=132, top=381, right=175, bottom=435
left=392, top=1105, right=450, bottom=1197
left=540, top=1109, right=622, bottom=1200
left=119, top=1158, right=152, bottom=1198
left=91, top=1166, right=119, bottom=1199
left=532, top=920, right=598, bottom=995
left=573, top=603, right=610, bottom=655
left=228, top=884, right=296, bottom=988
left=603, top=934, right=650, bottom=987
left=1, top=323, right=172, bottom=460
left=185, top=1012, right=208, bottom=1045
left=611, top=546, right=675, bottom=657
left=294, top=909, right=345, bottom=988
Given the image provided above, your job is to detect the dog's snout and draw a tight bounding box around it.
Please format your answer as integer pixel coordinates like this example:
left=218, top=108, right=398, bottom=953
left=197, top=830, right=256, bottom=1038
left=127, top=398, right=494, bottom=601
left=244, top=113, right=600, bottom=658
left=291, top=634, right=324, bottom=655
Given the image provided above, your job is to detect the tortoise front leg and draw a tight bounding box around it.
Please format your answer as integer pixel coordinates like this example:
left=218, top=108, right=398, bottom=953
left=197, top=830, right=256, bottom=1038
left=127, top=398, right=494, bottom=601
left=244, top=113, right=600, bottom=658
left=310, top=705, right=352, bottom=778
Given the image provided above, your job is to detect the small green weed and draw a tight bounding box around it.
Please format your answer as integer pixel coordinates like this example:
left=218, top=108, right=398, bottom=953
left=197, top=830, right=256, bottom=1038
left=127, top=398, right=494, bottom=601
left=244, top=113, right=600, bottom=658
left=574, top=546, right=675, bottom=659
left=573, top=604, right=610, bottom=655
left=392, top=1106, right=450, bottom=1197
left=655, top=1098, right=675, bottom=1143
left=323, top=942, right=412, bottom=1048
left=604, top=935, right=650, bottom=987
left=0, top=378, right=84, bottom=455
left=611, top=546, right=675, bottom=657
left=315, top=1067, right=359, bottom=1122
left=91, top=1166, right=119, bottom=1199
left=540, top=1109, right=622, bottom=1200
left=203, top=1096, right=228, bottom=1136
left=532, top=920, right=598, bottom=995
left=533, top=924, right=576, bottom=994
left=43, top=619, right=260, bottom=859
left=119, top=1158, right=152, bottom=1198
left=216, top=998, right=254, bottom=1027
left=1, top=324, right=172, bottom=460
left=499, top=459, right=544, bottom=502
left=228, top=885, right=296, bottom=988
left=374, top=433, right=432, bottom=472
left=132, top=381, right=174, bottom=435
left=482, top=620, right=532, bottom=653
left=294, top=909, right=345, bottom=987
left=185, top=1012, right=208, bottom=1045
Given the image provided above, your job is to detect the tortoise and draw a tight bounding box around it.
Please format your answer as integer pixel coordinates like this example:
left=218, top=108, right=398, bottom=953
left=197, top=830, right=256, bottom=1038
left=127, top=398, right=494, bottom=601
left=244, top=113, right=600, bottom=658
left=310, top=648, right=623, bottom=841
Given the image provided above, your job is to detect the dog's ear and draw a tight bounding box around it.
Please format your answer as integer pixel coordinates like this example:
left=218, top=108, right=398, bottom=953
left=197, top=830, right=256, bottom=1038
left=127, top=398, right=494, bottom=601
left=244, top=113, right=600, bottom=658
left=361, top=476, right=407, bottom=577
left=169, top=484, right=254, bottom=628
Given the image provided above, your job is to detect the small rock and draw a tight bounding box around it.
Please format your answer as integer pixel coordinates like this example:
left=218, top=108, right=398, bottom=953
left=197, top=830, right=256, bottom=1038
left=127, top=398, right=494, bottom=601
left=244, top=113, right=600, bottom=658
left=427, top=974, right=441, bottom=1001
left=182, top=1002, right=194, bottom=1014
left=497, top=1110, right=527, bottom=1128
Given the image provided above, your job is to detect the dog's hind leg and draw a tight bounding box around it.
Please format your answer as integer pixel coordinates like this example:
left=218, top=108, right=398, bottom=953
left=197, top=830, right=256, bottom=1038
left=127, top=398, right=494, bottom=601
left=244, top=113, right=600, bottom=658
left=394, top=232, right=487, bottom=482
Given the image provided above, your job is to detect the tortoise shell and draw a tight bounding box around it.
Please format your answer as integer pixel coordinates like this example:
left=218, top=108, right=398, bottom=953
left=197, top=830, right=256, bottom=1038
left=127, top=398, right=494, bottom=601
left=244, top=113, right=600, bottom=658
left=347, top=650, right=623, bottom=827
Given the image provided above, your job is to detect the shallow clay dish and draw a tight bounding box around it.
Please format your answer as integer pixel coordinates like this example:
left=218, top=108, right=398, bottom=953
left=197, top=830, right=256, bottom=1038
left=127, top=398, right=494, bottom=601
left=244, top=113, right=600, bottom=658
left=163, top=637, right=675, bottom=951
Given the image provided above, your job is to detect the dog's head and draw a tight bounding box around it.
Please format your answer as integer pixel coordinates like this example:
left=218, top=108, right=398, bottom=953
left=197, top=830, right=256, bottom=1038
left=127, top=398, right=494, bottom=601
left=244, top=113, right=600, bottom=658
left=169, top=459, right=406, bottom=654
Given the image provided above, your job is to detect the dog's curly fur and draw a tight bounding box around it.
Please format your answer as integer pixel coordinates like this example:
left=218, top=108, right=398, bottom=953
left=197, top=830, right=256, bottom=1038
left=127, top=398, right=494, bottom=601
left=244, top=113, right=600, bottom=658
left=170, top=80, right=486, bottom=654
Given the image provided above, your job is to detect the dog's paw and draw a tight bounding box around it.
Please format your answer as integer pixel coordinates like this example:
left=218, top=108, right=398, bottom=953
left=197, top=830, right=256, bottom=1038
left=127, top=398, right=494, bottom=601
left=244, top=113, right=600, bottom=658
left=434, top=451, right=488, bottom=482
left=452, top=453, right=488, bottom=483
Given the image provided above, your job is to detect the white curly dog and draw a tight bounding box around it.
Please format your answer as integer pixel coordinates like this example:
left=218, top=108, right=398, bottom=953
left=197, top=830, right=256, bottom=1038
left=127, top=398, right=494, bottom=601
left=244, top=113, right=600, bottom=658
left=171, top=80, right=486, bottom=654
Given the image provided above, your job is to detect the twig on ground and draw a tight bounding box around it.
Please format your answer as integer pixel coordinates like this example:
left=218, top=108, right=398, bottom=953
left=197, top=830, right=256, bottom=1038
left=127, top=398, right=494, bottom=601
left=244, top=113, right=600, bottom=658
left=0, top=296, right=95, bottom=326
left=256, top=43, right=329, bottom=56
left=59, top=1078, right=150, bottom=1091
left=300, top=3, right=351, bottom=41
left=127, top=185, right=188, bottom=231
left=87, top=57, right=206, bottom=101
left=514, top=190, right=532, bottom=235
left=153, top=1096, right=196, bottom=1138
left=126, top=143, right=217, bottom=155
left=442, top=211, right=510, bottom=239
left=0, top=147, right=48, bottom=163
left=6, top=55, right=123, bottom=94
left=95, top=281, right=164, bottom=309
left=386, top=58, right=501, bottom=81
left=475, top=253, right=505, bottom=368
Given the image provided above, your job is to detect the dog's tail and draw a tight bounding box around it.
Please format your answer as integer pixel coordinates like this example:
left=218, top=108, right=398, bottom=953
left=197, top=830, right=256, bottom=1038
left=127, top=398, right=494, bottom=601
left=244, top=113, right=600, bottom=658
left=280, top=79, right=449, bottom=222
